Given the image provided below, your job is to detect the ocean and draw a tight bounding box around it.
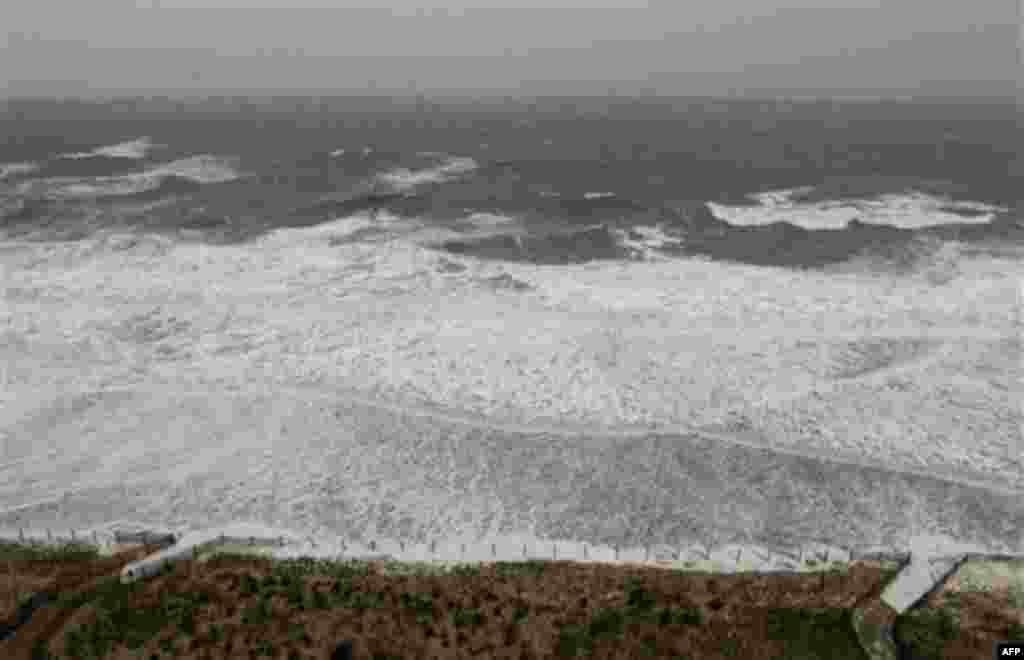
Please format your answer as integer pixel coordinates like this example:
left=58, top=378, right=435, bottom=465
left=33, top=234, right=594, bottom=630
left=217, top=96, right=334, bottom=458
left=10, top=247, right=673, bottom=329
left=1, top=95, right=1020, bottom=269
left=1, top=96, right=1022, bottom=556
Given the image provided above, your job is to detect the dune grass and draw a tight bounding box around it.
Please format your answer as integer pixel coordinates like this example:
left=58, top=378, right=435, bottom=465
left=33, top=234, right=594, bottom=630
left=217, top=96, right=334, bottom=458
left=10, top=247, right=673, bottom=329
left=0, top=540, right=99, bottom=562
left=3, top=536, right=1015, bottom=660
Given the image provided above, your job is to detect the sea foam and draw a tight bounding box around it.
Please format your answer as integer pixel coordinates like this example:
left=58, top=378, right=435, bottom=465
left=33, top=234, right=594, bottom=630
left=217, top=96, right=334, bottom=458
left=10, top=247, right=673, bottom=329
left=376, top=156, right=478, bottom=192
left=708, top=187, right=1008, bottom=231
left=60, top=137, right=157, bottom=160
left=0, top=162, right=39, bottom=180
left=25, top=155, right=244, bottom=200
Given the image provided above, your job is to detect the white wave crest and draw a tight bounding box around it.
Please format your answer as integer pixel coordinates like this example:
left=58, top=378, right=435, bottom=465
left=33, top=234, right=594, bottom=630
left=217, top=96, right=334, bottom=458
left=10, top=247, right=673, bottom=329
left=44, top=177, right=161, bottom=199
left=0, top=162, right=39, bottom=180
left=60, top=137, right=157, bottom=160
left=464, top=212, right=517, bottom=228
left=708, top=188, right=1008, bottom=231
left=747, top=187, right=815, bottom=208
left=583, top=192, right=616, bottom=200
left=27, top=155, right=243, bottom=200
left=330, top=148, right=346, bottom=157
left=262, top=211, right=409, bottom=248
left=376, top=156, right=478, bottom=192
left=146, top=155, right=242, bottom=184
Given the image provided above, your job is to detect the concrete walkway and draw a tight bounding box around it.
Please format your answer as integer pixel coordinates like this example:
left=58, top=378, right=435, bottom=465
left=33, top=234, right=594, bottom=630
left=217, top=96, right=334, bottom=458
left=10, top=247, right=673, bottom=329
left=114, top=523, right=867, bottom=574
left=880, top=534, right=993, bottom=614
left=109, top=524, right=998, bottom=584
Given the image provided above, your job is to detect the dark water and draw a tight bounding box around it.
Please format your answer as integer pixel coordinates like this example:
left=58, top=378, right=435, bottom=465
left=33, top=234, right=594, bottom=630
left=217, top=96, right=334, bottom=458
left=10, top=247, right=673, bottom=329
left=1, top=96, right=1020, bottom=269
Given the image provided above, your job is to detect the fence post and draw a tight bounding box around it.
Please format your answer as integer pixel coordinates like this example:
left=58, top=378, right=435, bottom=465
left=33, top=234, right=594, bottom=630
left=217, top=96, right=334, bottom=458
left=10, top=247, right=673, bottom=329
left=47, top=529, right=52, bottom=542
left=645, top=546, right=649, bottom=561
left=92, top=531, right=98, bottom=545
left=491, top=543, right=495, bottom=558
left=614, top=546, right=619, bottom=561
left=430, top=540, right=436, bottom=557
left=553, top=543, right=557, bottom=560
left=522, top=543, right=526, bottom=558
left=18, top=528, right=23, bottom=542
left=71, top=529, right=76, bottom=542
left=583, top=544, right=588, bottom=560
left=460, top=543, right=465, bottom=559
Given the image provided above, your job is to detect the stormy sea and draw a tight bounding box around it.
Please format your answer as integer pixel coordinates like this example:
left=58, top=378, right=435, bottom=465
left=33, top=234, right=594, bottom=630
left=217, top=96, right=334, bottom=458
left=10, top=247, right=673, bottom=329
left=1, top=95, right=1023, bottom=558
left=1, top=95, right=1020, bottom=267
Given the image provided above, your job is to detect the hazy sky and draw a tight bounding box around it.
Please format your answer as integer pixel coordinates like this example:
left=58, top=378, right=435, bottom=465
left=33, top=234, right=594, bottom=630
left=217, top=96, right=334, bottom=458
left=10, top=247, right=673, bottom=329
left=1, top=0, right=1018, bottom=98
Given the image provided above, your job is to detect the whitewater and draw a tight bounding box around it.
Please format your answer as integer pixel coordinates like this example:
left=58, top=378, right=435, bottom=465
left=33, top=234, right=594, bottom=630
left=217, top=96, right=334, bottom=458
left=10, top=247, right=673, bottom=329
left=1, top=100, right=1021, bottom=557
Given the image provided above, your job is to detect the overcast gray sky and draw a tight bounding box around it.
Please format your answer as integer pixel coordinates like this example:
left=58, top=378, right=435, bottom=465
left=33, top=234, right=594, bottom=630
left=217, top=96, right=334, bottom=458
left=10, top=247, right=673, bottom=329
left=1, top=0, right=1019, bottom=98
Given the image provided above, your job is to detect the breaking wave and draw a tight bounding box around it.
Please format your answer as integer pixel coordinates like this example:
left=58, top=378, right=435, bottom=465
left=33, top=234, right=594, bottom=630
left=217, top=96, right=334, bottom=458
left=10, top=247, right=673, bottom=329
left=708, top=187, right=1009, bottom=231
left=375, top=155, right=478, bottom=192
left=462, top=212, right=518, bottom=229
left=19, top=155, right=244, bottom=200
left=427, top=191, right=1022, bottom=273
left=146, top=155, right=242, bottom=184
left=59, top=137, right=157, bottom=160
left=0, top=162, right=40, bottom=180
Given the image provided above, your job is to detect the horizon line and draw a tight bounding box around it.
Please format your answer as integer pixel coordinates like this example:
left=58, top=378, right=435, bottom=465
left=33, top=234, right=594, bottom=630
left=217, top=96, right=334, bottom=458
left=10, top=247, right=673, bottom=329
left=2, top=92, right=1018, bottom=105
